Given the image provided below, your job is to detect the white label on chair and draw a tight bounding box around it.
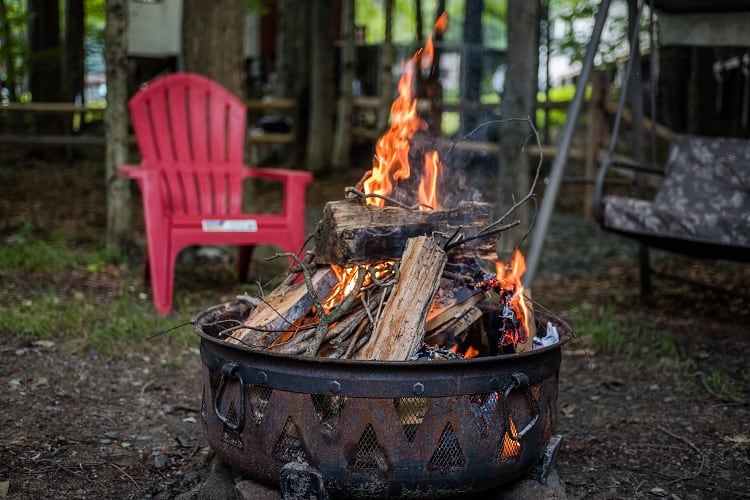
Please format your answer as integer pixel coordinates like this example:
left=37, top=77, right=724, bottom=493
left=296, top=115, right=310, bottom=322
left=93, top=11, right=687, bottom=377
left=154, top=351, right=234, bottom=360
left=202, top=219, right=258, bottom=232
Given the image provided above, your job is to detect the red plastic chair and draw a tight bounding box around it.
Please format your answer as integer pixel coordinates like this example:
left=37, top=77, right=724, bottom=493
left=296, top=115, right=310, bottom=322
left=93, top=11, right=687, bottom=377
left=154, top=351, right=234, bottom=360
left=118, top=72, right=312, bottom=314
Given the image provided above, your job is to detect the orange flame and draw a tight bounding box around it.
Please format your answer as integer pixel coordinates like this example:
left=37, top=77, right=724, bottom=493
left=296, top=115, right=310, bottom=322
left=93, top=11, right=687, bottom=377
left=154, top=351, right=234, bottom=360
left=464, top=345, right=480, bottom=359
left=362, top=13, right=447, bottom=210
left=322, top=262, right=395, bottom=313
left=495, top=250, right=531, bottom=344
left=501, top=417, right=522, bottom=458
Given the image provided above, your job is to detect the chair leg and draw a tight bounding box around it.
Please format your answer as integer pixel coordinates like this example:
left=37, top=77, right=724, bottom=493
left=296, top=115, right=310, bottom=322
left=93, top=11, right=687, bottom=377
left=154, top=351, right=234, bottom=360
left=146, top=241, right=177, bottom=315
left=639, top=244, right=652, bottom=296
left=237, top=245, right=255, bottom=283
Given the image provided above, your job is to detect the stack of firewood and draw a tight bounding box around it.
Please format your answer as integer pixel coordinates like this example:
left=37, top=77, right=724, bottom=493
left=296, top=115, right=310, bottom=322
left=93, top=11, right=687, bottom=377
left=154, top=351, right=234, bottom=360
left=218, top=194, right=534, bottom=361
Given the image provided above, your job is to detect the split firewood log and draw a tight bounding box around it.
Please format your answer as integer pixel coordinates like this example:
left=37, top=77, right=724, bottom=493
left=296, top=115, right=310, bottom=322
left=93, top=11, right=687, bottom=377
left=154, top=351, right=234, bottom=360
left=225, top=267, right=339, bottom=347
left=353, top=236, right=447, bottom=361
left=313, top=199, right=496, bottom=266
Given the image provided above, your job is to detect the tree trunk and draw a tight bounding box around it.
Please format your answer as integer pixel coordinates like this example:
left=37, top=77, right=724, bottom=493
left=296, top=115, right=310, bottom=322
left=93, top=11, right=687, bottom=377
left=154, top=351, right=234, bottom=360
left=306, top=0, right=337, bottom=174
left=657, top=46, right=690, bottom=133
left=332, top=0, right=356, bottom=171
left=28, top=0, right=64, bottom=132
left=104, top=0, right=132, bottom=249
left=497, top=0, right=539, bottom=258
left=415, top=0, right=424, bottom=43
left=182, top=0, right=245, bottom=99
left=423, top=1, right=446, bottom=136
left=460, top=0, right=484, bottom=136
left=64, top=0, right=85, bottom=104
left=276, top=0, right=311, bottom=167
left=376, top=0, right=394, bottom=131
left=0, top=0, right=18, bottom=101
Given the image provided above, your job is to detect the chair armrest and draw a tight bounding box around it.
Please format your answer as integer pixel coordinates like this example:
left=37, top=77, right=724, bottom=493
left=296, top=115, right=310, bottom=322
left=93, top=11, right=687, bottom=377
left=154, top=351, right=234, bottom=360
left=243, top=166, right=313, bottom=184
left=600, top=151, right=665, bottom=176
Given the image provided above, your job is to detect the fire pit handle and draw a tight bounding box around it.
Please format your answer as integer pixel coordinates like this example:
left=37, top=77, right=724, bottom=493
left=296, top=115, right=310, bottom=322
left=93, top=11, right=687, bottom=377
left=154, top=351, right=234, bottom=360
left=502, top=373, right=540, bottom=441
left=214, top=362, right=246, bottom=432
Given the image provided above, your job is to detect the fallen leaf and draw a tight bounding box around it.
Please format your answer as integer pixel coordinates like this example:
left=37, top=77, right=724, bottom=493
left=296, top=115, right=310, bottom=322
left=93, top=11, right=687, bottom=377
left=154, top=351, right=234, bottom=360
left=722, top=434, right=750, bottom=444
left=561, top=403, right=576, bottom=417
left=31, top=340, right=55, bottom=349
left=649, top=487, right=667, bottom=496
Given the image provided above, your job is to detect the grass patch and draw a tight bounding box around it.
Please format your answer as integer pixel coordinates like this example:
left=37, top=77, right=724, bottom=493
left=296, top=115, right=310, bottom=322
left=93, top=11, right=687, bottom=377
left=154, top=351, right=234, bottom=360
left=700, top=369, right=745, bottom=404
left=0, top=224, right=206, bottom=356
left=0, top=285, right=196, bottom=356
left=572, top=305, right=626, bottom=354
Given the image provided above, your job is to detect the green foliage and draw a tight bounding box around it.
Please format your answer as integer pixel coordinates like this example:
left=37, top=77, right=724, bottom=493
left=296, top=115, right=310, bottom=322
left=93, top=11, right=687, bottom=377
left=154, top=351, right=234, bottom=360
left=354, top=0, right=505, bottom=49
left=550, top=0, right=649, bottom=69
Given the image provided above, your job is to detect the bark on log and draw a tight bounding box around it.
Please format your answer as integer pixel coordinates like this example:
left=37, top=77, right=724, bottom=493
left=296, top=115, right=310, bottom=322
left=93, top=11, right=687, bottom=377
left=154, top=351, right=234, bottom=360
left=353, top=236, right=447, bottom=361
left=226, top=267, right=339, bottom=346
left=313, top=199, right=495, bottom=265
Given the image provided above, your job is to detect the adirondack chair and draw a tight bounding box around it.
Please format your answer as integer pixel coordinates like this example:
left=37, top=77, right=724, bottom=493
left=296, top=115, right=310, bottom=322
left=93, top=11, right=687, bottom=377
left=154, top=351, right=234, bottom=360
left=118, top=72, right=312, bottom=314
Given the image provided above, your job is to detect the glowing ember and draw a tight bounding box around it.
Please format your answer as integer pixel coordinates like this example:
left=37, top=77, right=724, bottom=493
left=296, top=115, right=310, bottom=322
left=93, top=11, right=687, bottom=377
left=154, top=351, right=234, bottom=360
left=500, top=417, right=522, bottom=458
left=322, top=262, right=395, bottom=313
left=361, top=13, right=448, bottom=210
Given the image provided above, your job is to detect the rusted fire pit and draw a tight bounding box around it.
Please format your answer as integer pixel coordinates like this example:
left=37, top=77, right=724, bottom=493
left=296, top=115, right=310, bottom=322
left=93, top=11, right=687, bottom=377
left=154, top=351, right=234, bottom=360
left=194, top=300, right=569, bottom=499
left=191, top=13, right=569, bottom=498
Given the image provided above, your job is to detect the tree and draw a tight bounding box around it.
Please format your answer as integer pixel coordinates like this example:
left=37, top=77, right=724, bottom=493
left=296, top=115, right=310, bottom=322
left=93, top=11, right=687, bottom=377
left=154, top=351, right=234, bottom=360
left=28, top=0, right=63, bottom=131
left=376, top=0, right=394, bottom=131
left=104, top=0, right=131, bottom=248
left=182, top=0, right=245, bottom=98
left=497, top=0, right=539, bottom=257
left=332, top=0, right=356, bottom=171
left=64, top=0, right=85, bottom=103
left=276, top=0, right=311, bottom=167
left=460, top=0, right=484, bottom=136
left=0, top=0, right=27, bottom=102
left=305, top=0, right=337, bottom=174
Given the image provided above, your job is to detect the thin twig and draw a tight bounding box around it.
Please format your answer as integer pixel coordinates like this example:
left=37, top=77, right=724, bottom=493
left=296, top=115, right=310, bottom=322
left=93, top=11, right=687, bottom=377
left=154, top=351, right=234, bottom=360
left=108, top=462, right=143, bottom=494
left=657, top=424, right=705, bottom=483
left=475, top=117, right=544, bottom=234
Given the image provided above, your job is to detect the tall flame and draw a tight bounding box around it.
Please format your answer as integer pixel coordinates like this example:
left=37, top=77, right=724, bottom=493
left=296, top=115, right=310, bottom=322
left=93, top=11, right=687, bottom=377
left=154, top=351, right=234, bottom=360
left=495, top=250, right=531, bottom=345
left=362, top=13, right=448, bottom=210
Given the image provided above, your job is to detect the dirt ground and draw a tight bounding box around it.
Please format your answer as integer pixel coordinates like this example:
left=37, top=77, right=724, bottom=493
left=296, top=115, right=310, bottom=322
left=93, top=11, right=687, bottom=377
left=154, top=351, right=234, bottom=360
left=1, top=156, right=748, bottom=499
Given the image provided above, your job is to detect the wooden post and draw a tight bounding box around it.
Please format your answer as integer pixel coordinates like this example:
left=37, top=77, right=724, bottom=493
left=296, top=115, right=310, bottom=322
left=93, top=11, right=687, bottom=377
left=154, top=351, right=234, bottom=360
left=584, top=69, right=610, bottom=219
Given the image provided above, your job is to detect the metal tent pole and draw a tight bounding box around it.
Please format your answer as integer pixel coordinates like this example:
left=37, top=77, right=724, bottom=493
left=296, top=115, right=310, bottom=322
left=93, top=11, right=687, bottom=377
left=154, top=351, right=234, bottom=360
left=523, top=0, right=611, bottom=286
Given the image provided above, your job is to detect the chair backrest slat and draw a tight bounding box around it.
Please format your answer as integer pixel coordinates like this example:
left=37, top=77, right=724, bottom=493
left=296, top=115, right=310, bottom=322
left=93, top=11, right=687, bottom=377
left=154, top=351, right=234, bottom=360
left=129, top=73, right=248, bottom=216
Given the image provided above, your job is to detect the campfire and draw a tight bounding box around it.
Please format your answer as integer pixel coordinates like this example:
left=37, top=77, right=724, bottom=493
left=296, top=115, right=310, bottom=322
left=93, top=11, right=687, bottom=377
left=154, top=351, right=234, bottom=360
left=217, top=13, right=554, bottom=362
left=193, top=15, right=568, bottom=499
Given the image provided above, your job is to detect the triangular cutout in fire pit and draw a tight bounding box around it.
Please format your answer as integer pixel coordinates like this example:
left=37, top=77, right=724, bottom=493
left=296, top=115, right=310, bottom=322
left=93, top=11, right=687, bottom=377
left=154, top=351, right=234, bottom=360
left=428, top=423, right=466, bottom=470
left=349, top=423, right=388, bottom=472
left=272, top=416, right=308, bottom=463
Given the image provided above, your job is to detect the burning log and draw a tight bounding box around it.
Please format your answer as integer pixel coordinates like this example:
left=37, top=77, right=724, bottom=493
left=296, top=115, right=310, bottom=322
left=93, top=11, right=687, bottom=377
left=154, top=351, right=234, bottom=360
left=225, top=267, right=339, bottom=347
left=313, top=199, right=496, bottom=266
left=353, top=236, right=447, bottom=361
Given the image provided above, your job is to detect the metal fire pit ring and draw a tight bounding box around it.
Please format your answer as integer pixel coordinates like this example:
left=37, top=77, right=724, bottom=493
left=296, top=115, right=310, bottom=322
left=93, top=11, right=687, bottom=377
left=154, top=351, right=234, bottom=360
left=194, top=299, right=570, bottom=499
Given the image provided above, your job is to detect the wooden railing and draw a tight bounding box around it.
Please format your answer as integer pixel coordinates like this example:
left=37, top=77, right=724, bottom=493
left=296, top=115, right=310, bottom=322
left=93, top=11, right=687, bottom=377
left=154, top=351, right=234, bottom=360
left=0, top=102, right=107, bottom=146
left=0, top=98, right=298, bottom=153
